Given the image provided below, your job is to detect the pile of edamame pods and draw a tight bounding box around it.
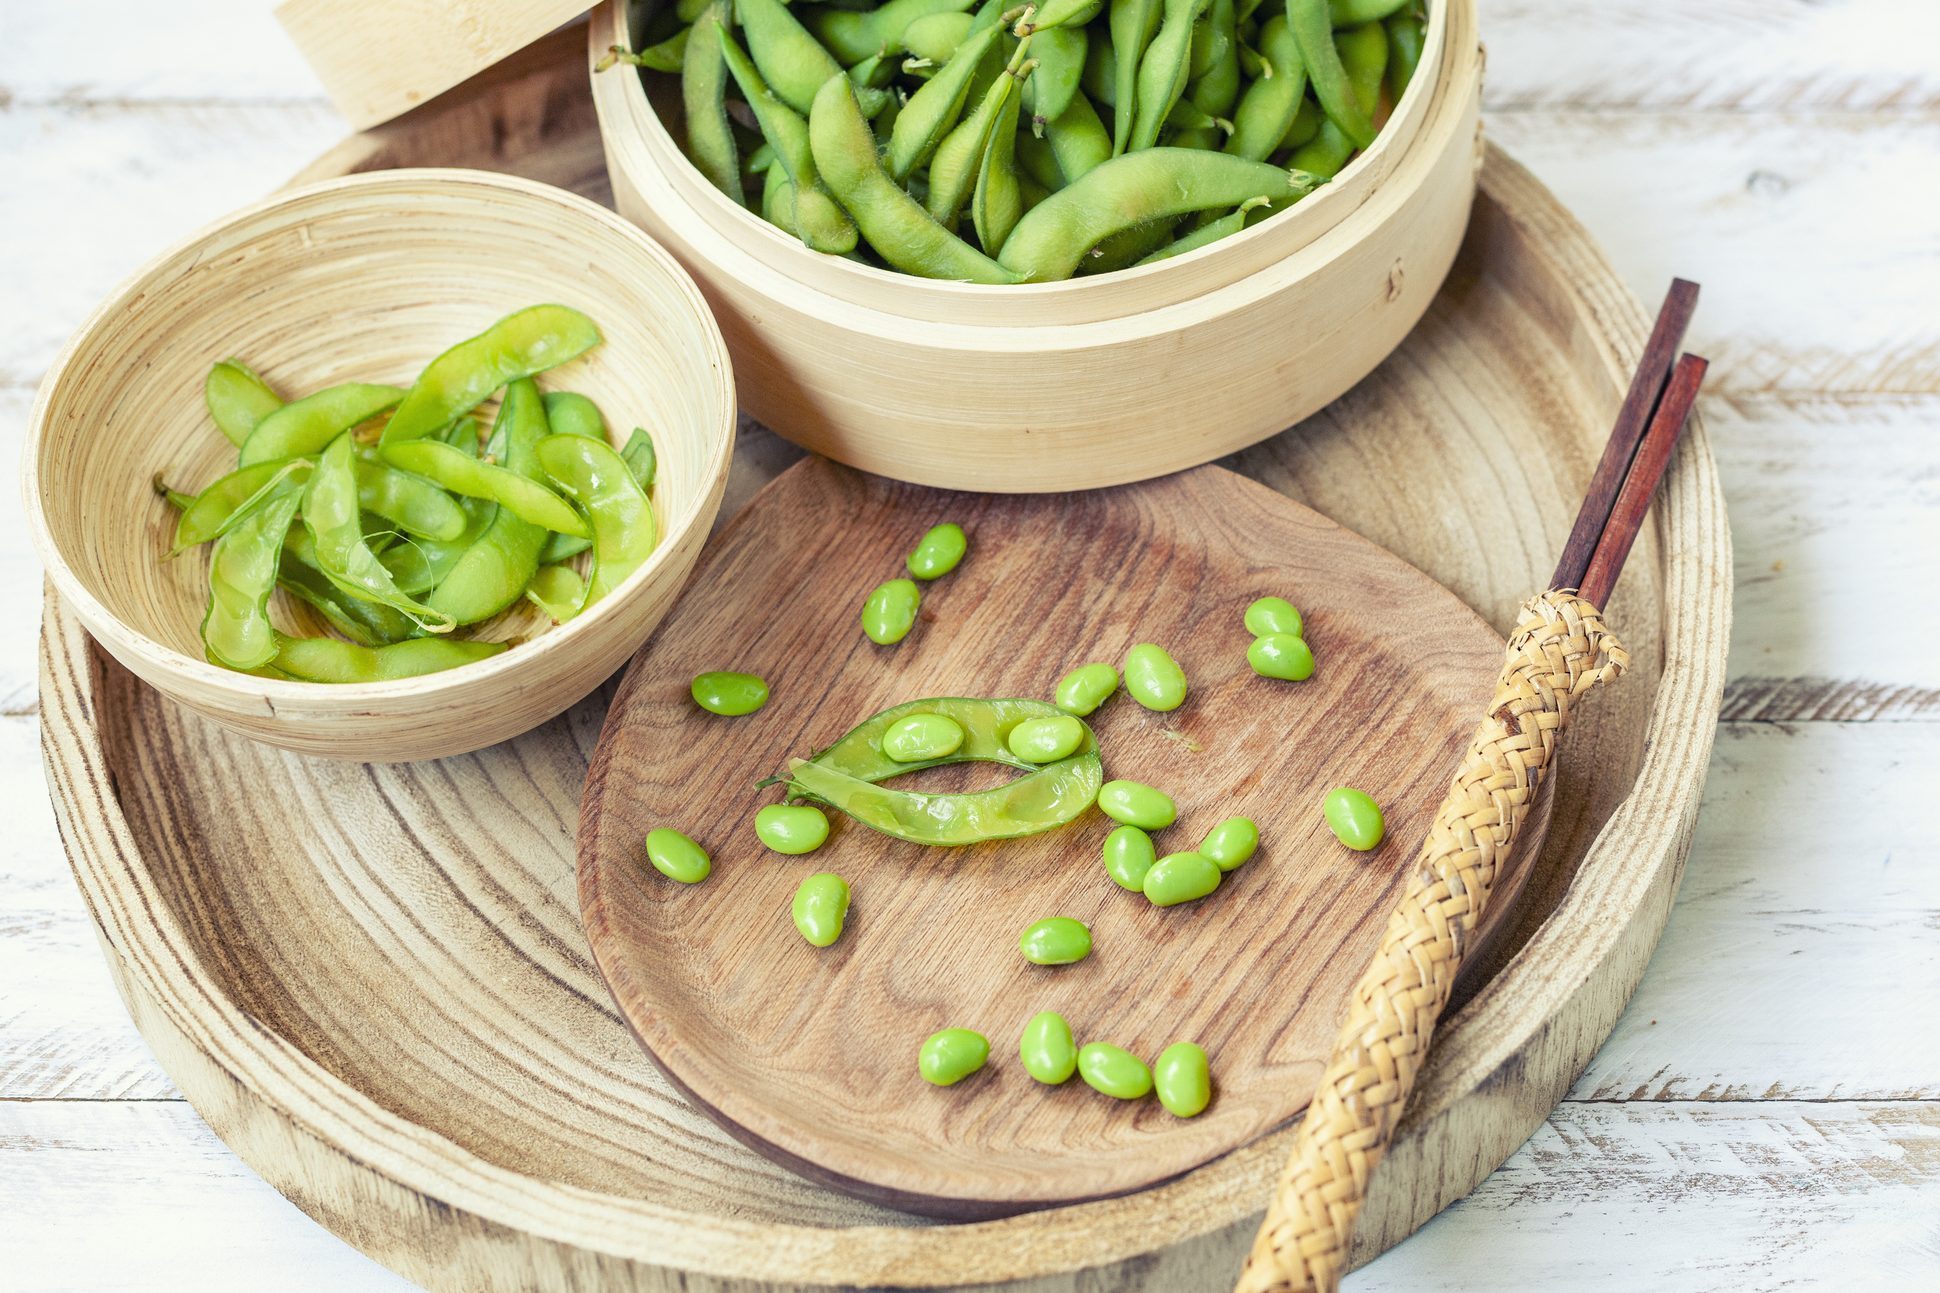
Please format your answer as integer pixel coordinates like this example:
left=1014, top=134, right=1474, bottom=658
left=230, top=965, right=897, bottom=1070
left=156, top=305, right=661, bottom=683
left=603, top=0, right=1427, bottom=281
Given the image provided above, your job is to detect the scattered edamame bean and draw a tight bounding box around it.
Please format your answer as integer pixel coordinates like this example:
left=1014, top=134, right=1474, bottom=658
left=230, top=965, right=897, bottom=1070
left=1323, top=786, right=1386, bottom=851
left=1054, top=662, right=1119, bottom=716
left=1152, top=1041, right=1211, bottom=1118
left=645, top=827, right=711, bottom=883
left=1198, top=816, right=1259, bottom=872
left=1243, top=595, right=1303, bottom=638
left=881, top=712, right=966, bottom=761
left=1018, top=917, right=1092, bottom=965
left=691, top=670, right=770, bottom=715
left=756, top=804, right=831, bottom=855
left=1103, top=823, right=1159, bottom=891
left=906, top=522, right=968, bottom=580
left=919, top=1027, right=991, bottom=1086
left=1123, top=642, right=1188, bottom=711
left=1077, top=1042, right=1153, bottom=1099
left=862, top=577, right=922, bottom=645
left=1098, top=779, right=1177, bottom=830
left=1143, top=851, right=1222, bottom=906
left=1007, top=714, right=1086, bottom=763
left=1020, top=1011, right=1078, bottom=1084
left=1249, top=633, right=1315, bottom=681
left=790, top=871, right=851, bottom=946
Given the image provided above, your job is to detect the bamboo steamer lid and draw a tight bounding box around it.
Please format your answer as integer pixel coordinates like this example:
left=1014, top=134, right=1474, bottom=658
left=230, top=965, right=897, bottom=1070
left=278, top=0, right=599, bottom=128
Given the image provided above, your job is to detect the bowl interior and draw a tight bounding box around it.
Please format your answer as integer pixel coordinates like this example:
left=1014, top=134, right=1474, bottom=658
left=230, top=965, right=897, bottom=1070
left=30, top=170, right=732, bottom=677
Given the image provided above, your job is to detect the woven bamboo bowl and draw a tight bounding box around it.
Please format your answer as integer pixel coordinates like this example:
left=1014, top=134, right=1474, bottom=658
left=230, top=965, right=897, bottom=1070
left=589, top=0, right=1481, bottom=492
left=23, top=168, right=736, bottom=762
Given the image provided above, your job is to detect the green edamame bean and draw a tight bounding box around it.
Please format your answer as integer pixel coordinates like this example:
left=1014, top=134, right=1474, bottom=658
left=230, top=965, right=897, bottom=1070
left=238, top=382, right=404, bottom=466
left=683, top=1, right=744, bottom=202
left=998, top=148, right=1320, bottom=280
left=791, top=871, right=851, bottom=945
left=881, top=712, right=966, bottom=761
left=1153, top=1041, right=1211, bottom=1117
left=861, top=576, right=922, bottom=644
left=760, top=804, right=832, bottom=855
left=810, top=73, right=1023, bottom=283
left=202, top=488, right=303, bottom=670
left=1248, top=632, right=1315, bottom=681
left=381, top=305, right=602, bottom=447
left=1098, top=779, right=1176, bottom=829
left=355, top=455, right=467, bottom=541
left=536, top=433, right=660, bottom=604
left=645, top=827, right=712, bottom=883
left=1128, top=0, right=1211, bottom=153
left=524, top=564, right=587, bottom=623
left=204, top=360, right=282, bottom=447
left=1077, top=1041, right=1152, bottom=1098
left=1134, top=195, right=1269, bottom=263
left=1124, top=641, right=1188, bottom=711
left=1102, top=823, right=1158, bottom=890
left=1007, top=714, right=1086, bottom=763
left=692, top=670, right=770, bottom=715
left=919, top=1027, right=990, bottom=1085
left=541, top=390, right=607, bottom=440
left=1288, top=0, right=1374, bottom=148
left=1199, top=815, right=1258, bottom=871
left=1323, top=786, right=1385, bottom=851
left=271, top=636, right=507, bottom=682
left=1244, top=594, right=1303, bottom=638
left=1108, top=0, right=1163, bottom=153
left=1018, top=916, right=1091, bottom=965
left=906, top=521, right=968, bottom=578
left=887, top=22, right=1003, bottom=179
left=304, top=433, right=453, bottom=633
left=425, top=378, right=552, bottom=625
left=1054, top=662, right=1119, bottom=715
left=1019, top=1011, right=1078, bottom=1084
left=1143, top=850, right=1221, bottom=905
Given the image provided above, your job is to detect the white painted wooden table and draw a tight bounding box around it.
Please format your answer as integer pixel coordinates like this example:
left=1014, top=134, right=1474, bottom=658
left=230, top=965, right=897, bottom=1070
left=4, top=2, right=1937, bottom=1288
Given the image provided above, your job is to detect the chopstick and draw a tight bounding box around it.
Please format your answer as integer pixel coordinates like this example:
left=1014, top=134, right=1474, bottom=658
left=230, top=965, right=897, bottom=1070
left=1578, top=352, right=1708, bottom=606
left=1551, top=278, right=1700, bottom=594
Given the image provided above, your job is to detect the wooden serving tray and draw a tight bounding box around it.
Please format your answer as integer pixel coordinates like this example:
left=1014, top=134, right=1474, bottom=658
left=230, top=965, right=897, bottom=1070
left=37, top=26, right=1730, bottom=1293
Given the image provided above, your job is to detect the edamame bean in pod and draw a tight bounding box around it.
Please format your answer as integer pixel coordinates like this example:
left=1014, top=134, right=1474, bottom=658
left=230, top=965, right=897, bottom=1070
left=1243, top=594, right=1303, bottom=638
left=1055, top=662, right=1119, bottom=715
left=1323, top=786, right=1385, bottom=851
left=906, top=521, right=968, bottom=579
left=919, top=1027, right=991, bottom=1085
left=692, top=670, right=771, bottom=716
left=881, top=712, right=967, bottom=761
left=1020, top=1011, right=1078, bottom=1084
left=1248, top=632, right=1315, bottom=681
left=759, top=804, right=832, bottom=855
left=861, top=577, right=923, bottom=644
left=1007, top=714, right=1086, bottom=763
left=791, top=871, right=851, bottom=946
left=1143, top=851, right=1222, bottom=906
left=1103, top=823, right=1159, bottom=890
left=645, top=827, right=712, bottom=884
left=1098, top=779, right=1176, bottom=830
left=1199, top=815, right=1258, bottom=871
left=1018, top=916, right=1092, bottom=965
left=1077, top=1041, right=1152, bottom=1098
left=1124, top=641, right=1188, bottom=711
left=1153, top=1041, right=1211, bottom=1117
left=536, top=433, right=660, bottom=603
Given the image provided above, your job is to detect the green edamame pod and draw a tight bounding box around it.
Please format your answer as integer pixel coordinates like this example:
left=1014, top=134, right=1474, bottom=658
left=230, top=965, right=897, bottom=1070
left=903, top=11, right=975, bottom=63
left=1129, top=0, right=1212, bottom=153
left=535, top=434, right=660, bottom=604
left=761, top=805, right=832, bottom=856
left=1124, top=641, right=1188, bottom=710
left=1020, top=1011, right=1078, bottom=1084
left=383, top=439, right=589, bottom=538
left=1288, top=0, right=1375, bottom=149
left=167, top=459, right=312, bottom=557
left=1018, top=916, right=1091, bottom=965
left=1226, top=14, right=1304, bottom=159
left=354, top=455, right=467, bottom=541
left=972, top=63, right=1030, bottom=252
left=238, top=381, right=404, bottom=466
left=926, top=38, right=1033, bottom=228
left=1102, top=823, right=1158, bottom=889
left=740, top=0, right=880, bottom=117
left=808, top=0, right=978, bottom=65
left=204, top=360, right=282, bottom=447
left=1018, top=125, right=1066, bottom=191
left=998, top=148, right=1320, bottom=280
left=524, top=564, right=587, bottom=623
left=693, top=670, right=771, bottom=716
left=1108, top=0, right=1163, bottom=154
left=1098, top=778, right=1176, bottom=829
left=1329, top=0, right=1411, bottom=22
left=887, top=22, right=1004, bottom=179
left=595, top=27, right=690, bottom=74
left=621, top=427, right=658, bottom=489
left=719, top=27, right=860, bottom=255
left=271, top=636, right=507, bottom=683
left=1134, top=194, right=1269, bottom=262
left=786, top=744, right=1101, bottom=845
left=381, top=304, right=602, bottom=446
left=645, top=827, right=712, bottom=883
left=1384, top=8, right=1424, bottom=103
left=1322, top=786, right=1385, bottom=850
left=377, top=494, right=495, bottom=595
left=1054, top=661, right=1118, bottom=715
left=1143, top=850, right=1222, bottom=905
left=762, top=165, right=799, bottom=232
left=304, top=433, right=453, bottom=633
left=810, top=74, right=1023, bottom=283
left=919, top=1028, right=989, bottom=1085
left=861, top=577, right=922, bottom=644
left=1022, top=24, right=1088, bottom=125
left=1281, top=94, right=1323, bottom=150
left=1043, top=90, right=1112, bottom=182
left=541, top=391, right=606, bottom=440
left=683, top=1, right=743, bottom=202
left=1077, top=1042, right=1152, bottom=1098
left=1082, top=28, right=1117, bottom=106
left=791, top=871, right=850, bottom=945
left=201, top=488, right=302, bottom=670
left=906, top=522, right=968, bottom=578
left=1024, top=0, right=1104, bottom=29
left=1153, top=1041, right=1211, bottom=1116
left=1188, top=0, right=1240, bottom=120
left=278, top=545, right=415, bottom=647
left=424, top=379, right=552, bottom=625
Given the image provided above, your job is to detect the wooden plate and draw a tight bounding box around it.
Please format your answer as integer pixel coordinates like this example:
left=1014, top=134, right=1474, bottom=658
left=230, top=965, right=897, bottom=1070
left=579, top=461, right=1541, bottom=1218
left=36, top=27, right=1730, bottom=1293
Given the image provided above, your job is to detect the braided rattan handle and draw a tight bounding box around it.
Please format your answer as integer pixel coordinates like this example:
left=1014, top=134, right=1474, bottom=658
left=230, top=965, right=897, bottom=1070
left=1236, top=590, right=1629, bottom=1293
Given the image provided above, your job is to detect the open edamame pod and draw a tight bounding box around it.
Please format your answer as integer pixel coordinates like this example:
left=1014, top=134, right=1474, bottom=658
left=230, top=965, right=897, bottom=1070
left=272, top=636, right=507, bottom=683
left=238, top=381, right=404, bottom=466
left=535, top=432, right=660, bottom=604
left=202, top=487, right=303, bottom=670
left=303, top=433, right=454, bottom=634
left=204, top=360, right=283, bottom=448
left=424, top=378, right=553, bottom=625
left=383, top=439, right=590, bottom=538
left=168, top=458, right=313, bottom=557
left=354, top=454, right=468, bottom=541
left=379, top=304, right=602, bottom=446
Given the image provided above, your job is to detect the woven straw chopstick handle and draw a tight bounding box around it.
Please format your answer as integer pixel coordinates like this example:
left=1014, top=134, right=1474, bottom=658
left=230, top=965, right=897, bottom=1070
left=1235, top=590, right=1629, bottom=1293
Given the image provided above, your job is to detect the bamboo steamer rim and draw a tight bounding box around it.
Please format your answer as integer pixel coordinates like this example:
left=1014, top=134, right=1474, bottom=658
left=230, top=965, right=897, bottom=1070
left=21, top=167, right=736, bottom=712
left=588, top=0, right=1477, bottom=329
left=42, top=149, right=1732, bottom=1287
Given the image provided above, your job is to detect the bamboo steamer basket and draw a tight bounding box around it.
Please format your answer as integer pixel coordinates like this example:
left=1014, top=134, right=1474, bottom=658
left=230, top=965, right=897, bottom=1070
left=589, top=0, right=1483, bottom=491
left=22, top=169, right=736, bottom=761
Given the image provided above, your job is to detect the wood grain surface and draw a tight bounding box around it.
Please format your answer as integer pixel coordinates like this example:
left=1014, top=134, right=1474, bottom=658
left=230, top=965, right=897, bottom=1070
left=580, top=461, right=1532, bottom=1216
